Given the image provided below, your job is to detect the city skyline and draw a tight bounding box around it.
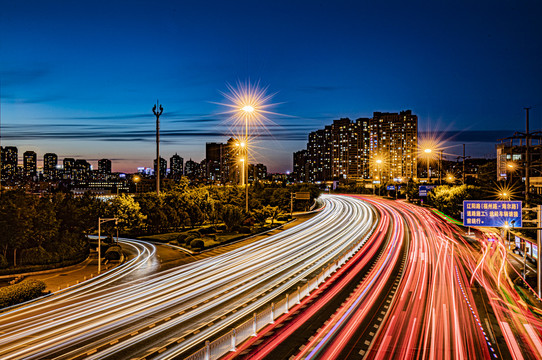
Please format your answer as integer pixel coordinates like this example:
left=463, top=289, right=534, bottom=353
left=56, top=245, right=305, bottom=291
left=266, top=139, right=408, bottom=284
left=1, top=1, right=541, bottom=173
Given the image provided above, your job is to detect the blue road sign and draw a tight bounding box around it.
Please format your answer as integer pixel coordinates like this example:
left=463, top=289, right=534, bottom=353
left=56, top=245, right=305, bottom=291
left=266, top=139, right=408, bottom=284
left=387, top=185, right=396, bottom=190
left=463, top=200, right=522, bottom=227
left=419, top=185, right=436, bottom=197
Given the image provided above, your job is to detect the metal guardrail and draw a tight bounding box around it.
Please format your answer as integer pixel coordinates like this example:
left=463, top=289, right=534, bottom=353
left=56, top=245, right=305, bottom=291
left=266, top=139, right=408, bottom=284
left=182, top=230, right=370, bottom=360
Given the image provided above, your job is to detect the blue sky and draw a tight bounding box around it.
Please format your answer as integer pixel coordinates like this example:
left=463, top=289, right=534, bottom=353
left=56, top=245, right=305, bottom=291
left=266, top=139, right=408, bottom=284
left=1, top=0, right=541, bottom=172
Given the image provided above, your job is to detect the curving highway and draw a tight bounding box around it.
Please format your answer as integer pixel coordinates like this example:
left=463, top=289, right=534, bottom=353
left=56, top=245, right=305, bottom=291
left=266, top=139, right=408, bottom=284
left=0, top=195, right=377, bottom=360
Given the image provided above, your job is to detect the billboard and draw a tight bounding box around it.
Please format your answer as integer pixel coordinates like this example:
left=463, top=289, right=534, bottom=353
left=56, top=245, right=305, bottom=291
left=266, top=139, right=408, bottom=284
left=419, top=185, right=436, bottom=197
left=463, top=200, right=522, bottom=227
left=295, top=192, right=311, bottom=200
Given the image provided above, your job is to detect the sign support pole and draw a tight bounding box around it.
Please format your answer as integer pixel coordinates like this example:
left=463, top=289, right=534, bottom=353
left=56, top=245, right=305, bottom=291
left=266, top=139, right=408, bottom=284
left=538, top=205, right=541, bottom=298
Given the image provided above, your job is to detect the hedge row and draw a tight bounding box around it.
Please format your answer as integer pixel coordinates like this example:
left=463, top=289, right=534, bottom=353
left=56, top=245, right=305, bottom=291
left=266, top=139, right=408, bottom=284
left=0, top=254, right=89, bottom=276
left=0, top=279, right=47, bottom=309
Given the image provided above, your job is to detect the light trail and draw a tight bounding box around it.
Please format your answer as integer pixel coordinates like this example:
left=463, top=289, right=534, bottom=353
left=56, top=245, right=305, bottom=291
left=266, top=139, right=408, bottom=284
left=284, top=197, right=495, bottom=360
left=462, top=227, right=542, bottom=360
left=0, top=195, right=377, bottom=360
left=221, top=201, right=393, bottom=360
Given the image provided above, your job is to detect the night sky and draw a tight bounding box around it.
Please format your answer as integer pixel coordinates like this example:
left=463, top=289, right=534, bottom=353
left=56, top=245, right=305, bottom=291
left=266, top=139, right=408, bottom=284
left=1, top=0, right=541, bottom=173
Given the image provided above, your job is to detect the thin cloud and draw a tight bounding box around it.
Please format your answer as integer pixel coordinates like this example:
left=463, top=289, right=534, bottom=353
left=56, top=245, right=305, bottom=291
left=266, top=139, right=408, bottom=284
left=419, top=130, right=516, bottom=143
left=0, top=66, right=51, bottom=86
left=297, top=85, right=344, bottom=93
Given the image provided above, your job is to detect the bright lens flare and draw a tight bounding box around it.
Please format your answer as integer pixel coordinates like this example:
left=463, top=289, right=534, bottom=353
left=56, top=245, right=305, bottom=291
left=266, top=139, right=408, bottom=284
left=215, top=80, right=282, bottom=163
left=494, top=182, right=519, bottom=200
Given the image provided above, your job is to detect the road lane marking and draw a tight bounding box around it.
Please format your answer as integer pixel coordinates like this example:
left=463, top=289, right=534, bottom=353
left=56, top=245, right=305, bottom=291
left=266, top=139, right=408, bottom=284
left=500, top=321, right=525, bottom=360
left=523, top=323, right=542, bottom=357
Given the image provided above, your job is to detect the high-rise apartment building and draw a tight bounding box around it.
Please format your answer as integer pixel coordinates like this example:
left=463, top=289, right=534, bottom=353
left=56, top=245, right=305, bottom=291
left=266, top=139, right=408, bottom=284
left=369, top=110, right=417, bottom=181
left=23, top=151, right=37, bottom=177
left=63, top=158, right=75, bottom=179
left=44, top=153, right=58, bottom=179
left=249, top=163, right=267, bottom=182
left=295, top=110, right=417, bottom=182
left=153, top=157, right=167, bottom=178
left=184, top=159, right=199, bottom=178
left=170, top=153, right=184, bottom=178
left=205, top=138, right=243, bottom=183
left=1, top=146, right=18, bottom=179
left=307, top=127, right=332, bottom=182
left=73, top=159, right=91, bottom=181
left=293, top=149, right=309, bottom=182
left=98, top=159, right=112, bottom=175
left=205, top=142, right=228, bottom=182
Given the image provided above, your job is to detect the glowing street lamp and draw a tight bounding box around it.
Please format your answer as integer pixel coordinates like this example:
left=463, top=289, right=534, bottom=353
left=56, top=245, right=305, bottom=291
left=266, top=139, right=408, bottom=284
left=241, top=106, right=253, bottom=212
left=376, top=159, right=383, bottom=196
left=239, top=157, right=245, bottom=189
left=507, top=162, right=516, bottom=183
left=133, top=175, right=140, bottom=193
left=424, top=148, right=432, bottom=181
left=219, top=80, right=279, bottom=213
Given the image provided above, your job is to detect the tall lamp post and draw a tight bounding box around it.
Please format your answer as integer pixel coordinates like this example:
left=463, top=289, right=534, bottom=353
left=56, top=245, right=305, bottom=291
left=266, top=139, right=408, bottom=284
left=133, top=175, right=140, bottom=193
left=424, top=148, right=432, bottom=181
left=152, top=101, right=163, bottom=195
left=439, top=150, right=443, bottom=185
left=97, top=217, right=118, bottom=274
left=376, top=159, right=383, bottom=196
left=507, top=163, right=516, bottom=183
left=241, top=105, right=253, bottom=213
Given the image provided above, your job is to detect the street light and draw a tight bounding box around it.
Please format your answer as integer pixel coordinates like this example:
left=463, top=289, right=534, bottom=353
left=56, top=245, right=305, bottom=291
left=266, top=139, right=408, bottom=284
left=133, top=175, right=140, bottom=193
left=376, top=159, right=383, bottom=196
left=507, top=162, right=516, bottom=183
left=98, top=217, right=118, bottom=274
left=424, top=148, right=432, bottom=181
left=239, top=157, right=245, bottom=188
left=241, top=106, right=253, bottom=213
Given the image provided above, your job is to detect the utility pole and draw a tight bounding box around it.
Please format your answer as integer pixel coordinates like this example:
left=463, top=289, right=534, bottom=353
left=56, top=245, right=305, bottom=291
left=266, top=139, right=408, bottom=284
left=439, top=150, right=443, bottom=185
left=525, top=107, right=531, bottom=202
left=498, top=108, right=541, bottom=201
left=538, top=205, right=541, bottom=298
left=456, top=144, right=471, bottom=185
left=153, top=101, right=163, bottom=195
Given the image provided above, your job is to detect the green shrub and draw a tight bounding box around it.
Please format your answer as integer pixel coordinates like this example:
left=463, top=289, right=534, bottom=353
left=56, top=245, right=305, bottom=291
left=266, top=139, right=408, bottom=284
left=200, top=227, right=216, bottom=235
left=176, top=233, right=188, bottom=242
left=185, top=234, right=196, bottom=244
left=190, top=239, right=204, bottom=250
left=277, top=215, right=290, bottom=222
left=217, top=225, right=227, bottom=231
left=187, top=230, right=202, bottom=237
left=238, top=226, right=251, bottom=234
left=0, top=279, right=47, bottom=309
left=104, top=245, right=122, bottom=260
